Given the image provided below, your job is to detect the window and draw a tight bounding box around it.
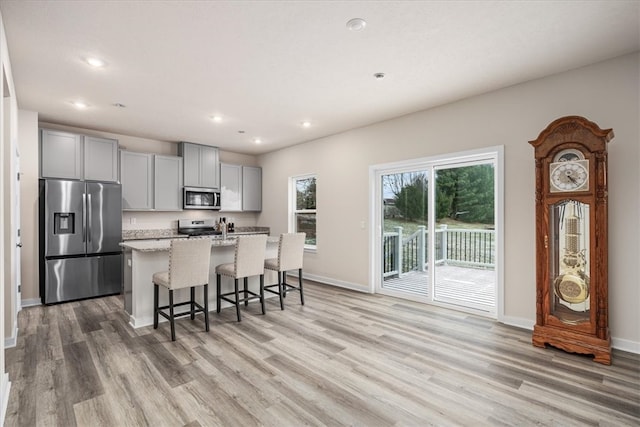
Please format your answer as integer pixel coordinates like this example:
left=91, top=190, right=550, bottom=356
left=290, top=174, right=316, bottom=249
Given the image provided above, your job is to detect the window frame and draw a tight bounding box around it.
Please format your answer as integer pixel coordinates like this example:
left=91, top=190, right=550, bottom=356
left=289, top=173, right=317, bottom=251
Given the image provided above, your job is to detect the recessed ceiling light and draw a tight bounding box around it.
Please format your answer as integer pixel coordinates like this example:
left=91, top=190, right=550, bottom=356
left=254, top=138, right=262, bottom=144
left=301, top=121, right=311, bottom=128
left=374, top=72, right=386, bottom=80
left=85, top=57, right=106, bottom=68
left=347, top=18, right=367, bottom=32
left=72, top=101, right=89, bottom=109
left=210, top=115, right=223, bottom=123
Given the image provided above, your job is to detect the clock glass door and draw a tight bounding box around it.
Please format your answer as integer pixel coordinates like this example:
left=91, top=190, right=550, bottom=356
left=549, top=200, right=591, bottom=325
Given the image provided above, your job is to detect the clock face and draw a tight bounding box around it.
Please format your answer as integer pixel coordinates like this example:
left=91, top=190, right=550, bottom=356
left=550, top=160, right=589, bottom=192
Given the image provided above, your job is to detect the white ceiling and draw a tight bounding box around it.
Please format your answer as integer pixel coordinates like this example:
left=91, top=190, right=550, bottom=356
left=0, top=1, right=638, bottom=155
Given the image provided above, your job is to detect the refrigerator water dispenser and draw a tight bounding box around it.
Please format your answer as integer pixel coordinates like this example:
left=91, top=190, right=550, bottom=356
left=54, top=212, right=75, bottom=234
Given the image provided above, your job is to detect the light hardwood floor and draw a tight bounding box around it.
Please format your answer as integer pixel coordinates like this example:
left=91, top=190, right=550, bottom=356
left=5, top=281, right=640, bottom=426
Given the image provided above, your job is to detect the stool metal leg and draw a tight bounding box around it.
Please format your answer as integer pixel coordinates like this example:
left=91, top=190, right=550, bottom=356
left=169, top=289, right=176, bottom=341
left=244, top=277, right=249, bottom=306
left=216, top=274, right=221, bottom=313
left=277, top=272, right=284, bottom=310
left=190, top=287, right=196, bottom=320
left=283, top=272, right=288, bottom=298
left=234, top=278, right=242, bottom=322
left=204, top=284, right=210, bottom=332
left=260, top=274, right=266, bottom=314
left=299, top=268, right=305, bottom=305
left=153, top=283, right=159, bottom=328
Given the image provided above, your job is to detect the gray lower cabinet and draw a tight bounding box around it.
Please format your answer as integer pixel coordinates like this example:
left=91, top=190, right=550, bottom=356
left=154, top=155, right=183, bottom=211
left=220, top=163, right=262, bottom=212
left=40, top=129, right=119, bottom=181
left=120, top=151, right=153, bottom=210
left=242, top=166, right=262, bottom=211
left=179, top=142, right=219, bottom=189
left=123, top=249, right=132, bottom=314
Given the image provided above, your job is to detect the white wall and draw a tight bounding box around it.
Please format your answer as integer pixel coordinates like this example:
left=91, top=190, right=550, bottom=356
left=258, top=53, right=640, bottom=352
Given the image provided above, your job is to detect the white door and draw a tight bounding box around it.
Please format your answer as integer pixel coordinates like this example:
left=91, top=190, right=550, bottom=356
left=14, top=148, right=21, bottom=312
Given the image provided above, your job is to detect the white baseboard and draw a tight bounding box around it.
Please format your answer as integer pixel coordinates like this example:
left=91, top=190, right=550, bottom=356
left=611, top=337, right=640, bottom=354
left=300, top=272, right=370, bottom=293
left=21, top=298, right=41, bottom=307
left=4, top=324, right=17, bottom=349
left=0, top=373, right=11, bottom=426
left=500, top=315, right=535, bottom=331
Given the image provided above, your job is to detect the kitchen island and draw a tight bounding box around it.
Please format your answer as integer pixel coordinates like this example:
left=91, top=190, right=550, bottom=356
left=121, top=236, right=279, bottom=328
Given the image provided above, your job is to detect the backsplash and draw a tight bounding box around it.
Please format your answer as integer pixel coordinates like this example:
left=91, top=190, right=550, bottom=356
left=121, top=210, right=260, bottom=231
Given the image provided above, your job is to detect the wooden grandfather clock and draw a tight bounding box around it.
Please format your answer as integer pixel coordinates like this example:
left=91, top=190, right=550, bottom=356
left=529, top=116, right=613, bottom=365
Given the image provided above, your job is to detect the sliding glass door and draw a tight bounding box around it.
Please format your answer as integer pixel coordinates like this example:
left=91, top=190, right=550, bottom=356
left=381, top=169, right=430, bottom=296
left=432, top=161, right=496, bottom=312
left=373, top=148, right=501, bottom=317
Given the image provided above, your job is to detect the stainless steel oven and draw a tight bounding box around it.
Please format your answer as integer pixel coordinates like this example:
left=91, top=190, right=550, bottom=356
left=183, top=187, right=220, bottom=210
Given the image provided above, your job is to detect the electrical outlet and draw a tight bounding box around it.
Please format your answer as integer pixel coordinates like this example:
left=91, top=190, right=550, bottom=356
left=130, top=217, right=137, bottom=225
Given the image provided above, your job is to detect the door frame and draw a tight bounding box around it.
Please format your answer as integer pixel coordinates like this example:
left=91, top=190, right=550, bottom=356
left=369, top=146, right=505, bottom=320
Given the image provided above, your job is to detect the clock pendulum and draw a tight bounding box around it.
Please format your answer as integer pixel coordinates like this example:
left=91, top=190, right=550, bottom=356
left=553, top=201, right=590, bottom=314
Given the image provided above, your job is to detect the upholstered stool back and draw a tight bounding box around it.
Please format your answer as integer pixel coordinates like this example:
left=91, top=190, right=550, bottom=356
left=232, top=234, right=268, bottom=279
left=166, top=238, right=212, bottom=289
left=264, top=233, right=306, bottom=310
left=274, top=233, right=305, bottom=271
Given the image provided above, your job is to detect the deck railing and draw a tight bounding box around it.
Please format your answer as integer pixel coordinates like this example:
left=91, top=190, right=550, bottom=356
left=383, top=225, right=495, bottom=278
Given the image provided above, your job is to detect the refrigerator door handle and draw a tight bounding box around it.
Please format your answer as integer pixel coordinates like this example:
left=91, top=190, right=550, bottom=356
left=87, top=193, right=92, bottom=242
left=82, top=193, right=87, bottom=242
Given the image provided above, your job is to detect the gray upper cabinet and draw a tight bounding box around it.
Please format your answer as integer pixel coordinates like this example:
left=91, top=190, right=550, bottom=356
left=40, top=129, right=83, bottom=180
left=84, top=136, right=119, bottom=182
left=220, top=163, right=242, bottom=212
left=220, top=163, right=262, bottom=212
left=40, top=129, right=119, bottom=182
left=120, top=151, right=184, bottom=211
left=120, top=151, right=153, bottom=210
left=179, top=142, right=219, bottom=189
left=154, top=155, right=183, bottom=211
left=242, top=166, right=262, bottom=212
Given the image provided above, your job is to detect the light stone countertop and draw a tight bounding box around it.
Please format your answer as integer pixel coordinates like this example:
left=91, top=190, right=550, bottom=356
left=122, top=229, right=185, bottom=241
left=121, top=236, right=279, bottom=252
left=122, top=226, right=271, bottom=241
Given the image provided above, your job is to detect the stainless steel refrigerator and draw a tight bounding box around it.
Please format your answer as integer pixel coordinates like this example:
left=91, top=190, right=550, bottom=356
left=39, top=179, right=123, bottom=304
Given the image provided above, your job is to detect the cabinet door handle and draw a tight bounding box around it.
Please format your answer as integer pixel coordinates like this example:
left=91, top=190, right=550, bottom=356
left=544, top=235, right=548, bottom=249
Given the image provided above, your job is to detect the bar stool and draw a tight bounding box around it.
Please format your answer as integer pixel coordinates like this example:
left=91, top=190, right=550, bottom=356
left=153, top=238, right=212, bottom=341
left=264, top=233, right=306, bottom=310
left=216, top=234, right=268, bottom=321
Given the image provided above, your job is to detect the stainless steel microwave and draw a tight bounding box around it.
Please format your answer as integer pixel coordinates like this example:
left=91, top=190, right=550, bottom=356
left=183, top=187, right=220, bottom=210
